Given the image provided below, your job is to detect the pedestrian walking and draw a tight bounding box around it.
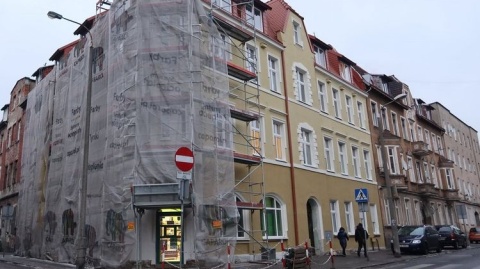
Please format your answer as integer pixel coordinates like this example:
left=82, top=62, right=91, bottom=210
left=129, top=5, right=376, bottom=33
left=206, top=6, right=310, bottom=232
left=337, top=227, right=349, bottom=256
left=355, top=223, right=368, bottom=257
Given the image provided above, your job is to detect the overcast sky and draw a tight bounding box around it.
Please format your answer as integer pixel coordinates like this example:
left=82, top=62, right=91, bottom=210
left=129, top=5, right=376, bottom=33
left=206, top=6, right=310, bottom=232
left=1, top=0, right=479, bottom=135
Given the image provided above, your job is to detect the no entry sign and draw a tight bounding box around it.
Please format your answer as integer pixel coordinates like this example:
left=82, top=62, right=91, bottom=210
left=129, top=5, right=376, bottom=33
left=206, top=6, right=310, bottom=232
left=175, top=147, right=194, bottom=172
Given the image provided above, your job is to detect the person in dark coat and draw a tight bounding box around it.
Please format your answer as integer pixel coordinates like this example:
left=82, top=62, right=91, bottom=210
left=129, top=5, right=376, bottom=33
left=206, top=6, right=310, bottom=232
left=354, top=223, right=369, bottom=257
left=337, top=227, right=349, bottom=256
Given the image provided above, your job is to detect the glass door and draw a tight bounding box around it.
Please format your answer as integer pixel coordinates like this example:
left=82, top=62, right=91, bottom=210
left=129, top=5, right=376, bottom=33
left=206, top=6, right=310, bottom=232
left=157, top=209, right=182, bottom=263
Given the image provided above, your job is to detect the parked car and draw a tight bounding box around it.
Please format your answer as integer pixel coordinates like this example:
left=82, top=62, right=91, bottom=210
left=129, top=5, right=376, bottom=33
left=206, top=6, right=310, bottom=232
left=435, top=225, right=467, bottom=249
left=469, top=227, right=480, bottom=244
left=397, top=225, right=442, bottom=254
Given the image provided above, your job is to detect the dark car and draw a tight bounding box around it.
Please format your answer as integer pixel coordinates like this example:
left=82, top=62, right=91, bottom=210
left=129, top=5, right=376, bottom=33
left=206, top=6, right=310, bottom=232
left=397, top=225, right=442, bottom=254
left=435, top=225, right=467, bottom=249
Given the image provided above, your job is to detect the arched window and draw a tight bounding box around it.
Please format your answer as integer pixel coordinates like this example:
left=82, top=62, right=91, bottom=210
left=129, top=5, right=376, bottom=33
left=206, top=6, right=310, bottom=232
left=261, top=195, right=286, bottom=238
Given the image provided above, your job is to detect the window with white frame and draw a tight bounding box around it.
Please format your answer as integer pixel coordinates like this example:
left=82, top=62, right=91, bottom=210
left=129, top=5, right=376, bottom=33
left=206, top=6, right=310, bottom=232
left=407, top=156, right=415, bottom=182
left=417, top=126, right=423, bottom=141
left=250, top=118, right=262, bottom=156
left=245, top=43, right=257, bottom=83
left=360, top=209, right=369, bottom=231
left=391, top=112, right=399, bottom=136
left=246, top=4, right=263, bottom=31
left=216, top=112, right=232, bottom=149
left=404, top=199, right=412, bottom=225
left=273, top=120, right=285, bottom=160
left=414, top=200, right=422, bottom=225
left=332, top=88, right=341, bottom=119
left=293, top=21, right=302, bottom=45
left=236, top=196, right=249, bottom=239
left=371, top=101, right=378, bottom=127
left=261, top=196, right=285, bottom=238
left=400, top=117, right=407, bottom=140
left=352, top=146, right=360, bottom=178
left=370, top=204, right=380, bottom=234
left=338, top=141, right=348, bottom=175
left=296, top=68, right=307, bottom=103
left=324, top=137, right=334, bottom=171
left=409, top=121, right=416, bottom=142
left=387, top=146, right=398, bottom=174
left=357, top=101, right=365, bottom=129
left=423, top=162, right=430, bottom=183
left=446, top=169, right=454, bottom=189
left=268, top=55, right=279, bottom=93
left=330, top=201, right=340, bottom=233
left=431, top=133, right=438, bottom=152
left=425, top=129, right=431, bottom=150
left=394, top=200, right=402, bottom=225
left=415, top=161, right=423, bottom=183
left=381, top=108, right=389, bottom=130
left=384, top=199, right=391, bottom=225
left=300, top=129, right=313, bottom=166
left=431, top=165, right=438, bottom=187
left=318, top=81, right=327, bottom=113
left=363, top=149, right=372, bottom=180
left=345, top=202, right=355, bottom=234
left=340, top=62, right=351, bottom=82
left=213, top=0, right=231, bottom=12
left=314, top=46, right=326, bottom=68
left=346, top=95, right=354, bottom=124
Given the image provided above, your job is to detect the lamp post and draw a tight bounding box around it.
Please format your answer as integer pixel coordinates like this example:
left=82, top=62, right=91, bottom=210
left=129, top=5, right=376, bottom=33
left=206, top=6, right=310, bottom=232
left=48, top=11, right=93, bottom=269
left=378, top=93, right=406, bottom=258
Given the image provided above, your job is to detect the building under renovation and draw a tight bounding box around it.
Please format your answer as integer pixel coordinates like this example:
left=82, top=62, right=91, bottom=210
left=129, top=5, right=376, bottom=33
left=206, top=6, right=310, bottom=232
left=17, top=0, right=255, bottom=267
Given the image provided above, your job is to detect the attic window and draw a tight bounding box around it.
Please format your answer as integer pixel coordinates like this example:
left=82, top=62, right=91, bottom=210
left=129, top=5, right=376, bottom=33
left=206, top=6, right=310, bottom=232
left=314, top=46, right=326, bottom=68
left=213, top=0, right=231, bottom=12
left=340, top=62, right=351, bottom=82
left=246, top=4, right=263, bottom=31
left=293, top=21, right=302, bottom=46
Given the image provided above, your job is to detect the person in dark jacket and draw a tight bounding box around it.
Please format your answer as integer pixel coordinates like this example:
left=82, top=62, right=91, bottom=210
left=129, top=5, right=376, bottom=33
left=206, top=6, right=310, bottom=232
left=354, top=223, right=368, bottom=257
left=337, top=227, right=349, bottom=256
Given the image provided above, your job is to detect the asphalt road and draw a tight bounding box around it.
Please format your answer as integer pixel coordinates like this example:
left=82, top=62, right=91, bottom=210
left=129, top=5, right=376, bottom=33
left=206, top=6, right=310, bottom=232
left=379, top=246, right=480, bottom=269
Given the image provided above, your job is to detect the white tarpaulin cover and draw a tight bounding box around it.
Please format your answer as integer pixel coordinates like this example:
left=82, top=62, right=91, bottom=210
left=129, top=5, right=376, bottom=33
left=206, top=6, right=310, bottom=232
left=17, top=0, right=237, bottom=267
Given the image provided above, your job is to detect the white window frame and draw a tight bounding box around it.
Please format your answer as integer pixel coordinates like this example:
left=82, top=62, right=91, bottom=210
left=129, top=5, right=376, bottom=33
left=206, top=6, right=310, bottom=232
left=314, top=46, right=326, bottom=68
left=324, top=137, right=334, bottom=172
left=407, top=156, right=415, bottom=182
left=400, top=116, right=408, bottom=140
left=332, top=88, right=341, bottom=119
left=404, top=198, right=412, bottom=225
left=330, top=200, right=341, bottom=233
left=268, top=55, right=279, bottom=93
left=381, top=107, right=389, bottom=130
left=296, top=68, right=307, bottom=103
left=245, top=43, right=258, bottom=83
left=357, top=101, right=365, bottom=129
left=352, top=146, right=361, bottom=178
left=391, top=112, right=399, bottom=136
left=431, top=165, right=438, bottom=187
left=423, top=162, right=430, bottom=183
left=338, top=141, right=348, bottom=175
left=273, top=120, right=286, bottom=161
left=370, top=204, right=380, bottom=234
left=345, top=202, right=355, bottom=234
left=387, top=146, right=398, bottom=174
left=345, top=95, right=354, bottom=124
left=250, top=118, right=262, bottom=156
left=340, top=62, right=351, bottom=82
left=213, top=0, right=232, bottom=12
left=262, top=195, right=286, bottom=239
left=363, top=149, right=372, bottom=181
left=446, top=168, right=454, bottom=189
left=301, top=128, right=313, bottom=166
left=415, top=161, right=423, bottom=183
left=245, top=4, right=263, bottom=31
left=371, top=101, right=378, bottom=127
left=384, top=199, right=391, bottom=225
left=318, top=81, right=327, bottom=113
left=236, top=196, right=250, bottom=240
left=292, top=20, right=302, bottom=46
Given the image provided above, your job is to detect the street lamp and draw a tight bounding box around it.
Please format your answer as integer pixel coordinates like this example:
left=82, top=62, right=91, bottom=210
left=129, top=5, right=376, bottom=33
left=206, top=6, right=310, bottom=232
left=378, top=93, right=407, bottom=258
left=48, top=11, right=93, bottom=269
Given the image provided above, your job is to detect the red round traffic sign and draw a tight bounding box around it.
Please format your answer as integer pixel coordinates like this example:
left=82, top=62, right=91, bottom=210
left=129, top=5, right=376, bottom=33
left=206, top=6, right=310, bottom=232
left=175, top=147, right=194, bottom=172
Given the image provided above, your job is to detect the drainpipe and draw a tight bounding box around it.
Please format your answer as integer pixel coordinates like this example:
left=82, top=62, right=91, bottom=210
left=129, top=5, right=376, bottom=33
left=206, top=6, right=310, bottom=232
left=281, top=50, right=299, bottom=245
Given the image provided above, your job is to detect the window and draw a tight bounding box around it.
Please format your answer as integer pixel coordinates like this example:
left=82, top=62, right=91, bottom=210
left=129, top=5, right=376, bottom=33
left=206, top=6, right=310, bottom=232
left=400, top=117, right=407, bottom=140
left=246, top=4, right=263, bottom=31
left=236, top=196, right=249, bottom=239
left=387, top=147, right=398, bottom=174
left=314, top=46, right=326, bottom=68
left=352, top=146, right=360, bottom=178
left=345, top=95, right=353, bottom=124
left=363, top=149, right=372, bottom=180
left=407, top=156, right=415, bottom=182
left=404, top=199, right=412, bottom=225
left=293, top=21, right=301, bottom=45
left=371, top=101, right=378, bottom=127
left=318, top=81, right=327, bottom=113
left=417, top=126, right=423, bottom=141
left=409, top=121, right=416, bottom=142
left=391, top=112, right=399, bottom=136
left=446, top=169, right=454, bottom=189
left=213, top=0, right=231, bottom=12
left=211, top=33, right=230, bottom=60
left=7, top=128, right=11, bottom=148
left=425, top=130, right=431, bottom=150
left=370, top=204, right=380, bottom=234
left=338, top=141, right=348, bottom=175
left=414, top=200, right=422, bottom=225
left=384, top=199, right=391, bottom=225
left=340, top=62, right=351, bottom=82
left=17, top=120, right=21, bottom=141
left=300, top=129, right=313, bottom=166
left=432, top=133, right=438, bottom=152
left=261, top=196, right=285, bottom=238
left=423, top=162, right=430, bottom=183
left=330, top=201, right=340, bottom=233
left=394, top=200, right=401, bottom=225
left=431, top=166, right=438, bottom=187
left=273, top=121, right=285, bottom=160
left=357, top=101, right=365, bottom=129
left=250, top=118, right=262, bottom=155
left=268, top=55, right=279, bottom=93
left=415, top=161, right=423, bottom=183
left=324, top=137, right=334, bottom=171
left=216, top=113, right=232, bottom=149
left=381, top=108, right=389, bottom=130
left=245, top=44, right=257, bottom=82
left=296, top=68, right=307, bottom=103
left=332, top=88, right=341, bottom=118
left=345, top=202, right=355, bottom=234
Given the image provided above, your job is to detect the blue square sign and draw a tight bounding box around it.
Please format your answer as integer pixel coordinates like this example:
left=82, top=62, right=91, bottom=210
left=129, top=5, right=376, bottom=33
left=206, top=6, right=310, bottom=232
left=355, top=188, right=369, bottom=203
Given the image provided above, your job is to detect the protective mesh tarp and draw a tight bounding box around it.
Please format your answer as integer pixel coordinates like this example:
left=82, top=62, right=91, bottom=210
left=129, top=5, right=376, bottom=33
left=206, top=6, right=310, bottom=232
left=17, top=0, right=236, bottom=267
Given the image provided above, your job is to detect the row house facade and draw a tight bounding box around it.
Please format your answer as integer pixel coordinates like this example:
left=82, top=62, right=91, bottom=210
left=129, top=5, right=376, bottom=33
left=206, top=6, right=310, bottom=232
left=430, top=102, right=480, bottom=229
left=0, top=77, right=35, bottom=242
left=360, top=72, right=462, bottom=245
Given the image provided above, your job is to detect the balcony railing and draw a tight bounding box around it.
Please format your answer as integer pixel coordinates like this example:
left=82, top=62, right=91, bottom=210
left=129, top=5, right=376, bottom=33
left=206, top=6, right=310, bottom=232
left=412, top=141, right=431, bottom=156
left=442, top=189, right=459, bottom=201
left=419, top=182, right=437, bottom=197
left=438, top=156, right=454, bottom=168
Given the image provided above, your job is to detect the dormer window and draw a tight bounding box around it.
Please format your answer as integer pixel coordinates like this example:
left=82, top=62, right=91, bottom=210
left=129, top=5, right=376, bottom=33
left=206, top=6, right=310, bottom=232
left=340, top=62, right=351, bottom=82
left=314, top=46, right=326, bottom=68
left=246, top=4, right=263, bottom=31
left=213, top=0, right=231, bottom=12
left=382, top=82, right=389, bottom=93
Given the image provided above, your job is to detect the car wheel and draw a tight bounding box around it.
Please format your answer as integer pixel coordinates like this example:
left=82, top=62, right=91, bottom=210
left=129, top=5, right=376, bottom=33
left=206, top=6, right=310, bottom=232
left=462, top=241, right=467, bottom=248
left=454, top=241, right=459, bottom=249
left=436, top=244, right=442, bottom=253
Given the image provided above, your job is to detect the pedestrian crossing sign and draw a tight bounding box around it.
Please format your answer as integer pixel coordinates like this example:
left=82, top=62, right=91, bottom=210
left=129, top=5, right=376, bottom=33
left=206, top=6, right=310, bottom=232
left=355, top=188, right=369, bottom=203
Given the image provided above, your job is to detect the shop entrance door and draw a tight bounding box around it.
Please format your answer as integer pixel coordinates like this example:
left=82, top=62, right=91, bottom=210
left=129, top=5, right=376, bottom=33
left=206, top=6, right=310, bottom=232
left=157, top=208, right=182, bottom=264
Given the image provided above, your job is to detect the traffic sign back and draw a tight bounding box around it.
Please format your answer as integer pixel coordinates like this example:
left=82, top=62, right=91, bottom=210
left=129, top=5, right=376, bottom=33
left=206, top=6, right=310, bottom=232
left=354, top=188, right=369, bottom=203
